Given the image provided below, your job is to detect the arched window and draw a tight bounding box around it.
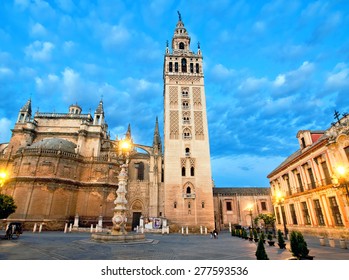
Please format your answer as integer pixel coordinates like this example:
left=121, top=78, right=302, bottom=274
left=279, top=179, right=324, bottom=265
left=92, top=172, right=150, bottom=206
left=179, top=42, right=185, bottom=49
left=182, top=101, right=189, bottom=109
left=137, top=162, right=144, bottom=181
left=182, top=166, right=186, bottom=176
left=190, top=166, right=195, bottom=176
left=185, top=148, right=190, bottom=156
left=186, top=186, right=191, bottom=194
left=183, top=128, right=191, bottom=139
left=196, top=63, right=199, bottom=73
left=174, top=202, right=177, bottom=209
left=181, top=58, right=187, bottom=72
left=175, top=62, right=178, bottom=72
left=188, top=202, right=191, bottom=208
left=169, top=62, right=173, bottom=72
left=202, top=201, right=205, bottom=208
left=190, top=63, right=194, bottom=73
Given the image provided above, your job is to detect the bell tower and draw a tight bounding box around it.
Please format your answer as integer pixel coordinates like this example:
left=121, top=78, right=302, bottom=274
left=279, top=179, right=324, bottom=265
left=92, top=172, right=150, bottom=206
left=163, top=12, right=214, bottom=229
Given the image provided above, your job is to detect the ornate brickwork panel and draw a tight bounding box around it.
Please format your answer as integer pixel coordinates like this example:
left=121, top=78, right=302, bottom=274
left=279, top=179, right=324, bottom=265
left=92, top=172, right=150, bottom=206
left=194, top=111, right=204, bottom=140
left=190, top=158, right=196, bottom=168
left=193, top=87, right=202, bottom=110
left=170, top=111, right=179, bottom=139
left=169, top=86, right=178, bottom=109
left=181, top=158, right=186, bottom=167
left=169, top=76, right=200, bottom=84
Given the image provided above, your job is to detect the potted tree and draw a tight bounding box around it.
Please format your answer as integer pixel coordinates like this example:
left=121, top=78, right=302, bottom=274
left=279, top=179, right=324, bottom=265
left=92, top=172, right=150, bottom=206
left=255, top=238, right=269, bottom=260
left=290, top=231, right=314, bottom=260
left=267, top=232, right=275, bottom=246
left=253, top=229, right=259, bottom=242
left=260, top=231, right=266, bottom=244
left=249, top=228, right=253, bottom=241
left=277, top=229, right=286, bottom=249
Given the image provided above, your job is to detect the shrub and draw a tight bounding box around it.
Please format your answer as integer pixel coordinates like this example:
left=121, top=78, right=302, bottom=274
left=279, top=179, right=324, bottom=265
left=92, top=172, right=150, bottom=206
left=290, top=231, right=309, bottom=259
left=255, top=238, right=269, bottom=260
left=277, top=229, right=286, bottom=249
left=0, top=194, right=17, bottom=219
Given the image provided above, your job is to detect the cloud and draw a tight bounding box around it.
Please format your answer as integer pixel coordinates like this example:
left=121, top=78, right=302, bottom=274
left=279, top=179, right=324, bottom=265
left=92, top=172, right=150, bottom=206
left=25, top=41, right=54, bottom=61
left=325, top=63, right=349, bottom=90
left=0, top=67, right=14, bottom=79
left=100, top=24, right=131, bottom=49
left=211, top=155, right=286, bottom=187
left=30, top=22, right=47, bottom=37
left=0, top=118, right=12, bottom=143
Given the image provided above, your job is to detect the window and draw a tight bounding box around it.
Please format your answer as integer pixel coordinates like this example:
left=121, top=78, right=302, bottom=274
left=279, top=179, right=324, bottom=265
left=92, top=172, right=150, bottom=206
left=285, top=175, right=292, bottom=195
left=190, top=63, right=194, bottom=73
left=321, top=161, right=332, bottom=185
left=188, top=202, right=191, bottom=208
left=174, top=202, right=177, bottom=209
left=195, top=63, right=199, bottom=73
left=182, top=101, right=189, bottom=109
left=181, top=58, right=187, bottom=72
left=169, top=62, right=173, bottom=72
left=136, top=162, right=144, bottom=181
left=183, top=116, right=190, bottom=124
left=301, top=201, right=311, bottom=225
left=186, top=186, right=191, bottom=194
left=301, top=137, right=306, bottom=149
left=179, top=42, right=184, bottom=49
left=290, top=204, right=298, bottom=224
left=226, top=201, right=232, bottom=211
left=308, top=167, right=316, bottom=189
left=182, top=91, right=188, bottom=98
left=328, top=196, right=343, bottom=226
left=261, top=201, right=267, bottom=211
left=202, top=201, right=205, bottom=208
left=297, top=173, right=304, bottom=192
left=281, top=206, right=287, bottom=225
left=175, top=62, right=178, bottom=72
left=185, top=148, right=190, bottom=156
left=181, top=166, right=186, bottom=176
left=314, top=199, right=325, bottom=226
left=190, top=166, right=195, bottom=176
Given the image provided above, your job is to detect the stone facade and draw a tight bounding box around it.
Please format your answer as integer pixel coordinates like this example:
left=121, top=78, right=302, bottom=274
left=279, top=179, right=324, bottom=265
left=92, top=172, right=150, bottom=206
left=267, top=114, right=349, bottom=238
left=213, top=187, right=272, bottom=230
left=163, top=15, right=214, bottom=230
left=0, top=101, right=163, bottom=230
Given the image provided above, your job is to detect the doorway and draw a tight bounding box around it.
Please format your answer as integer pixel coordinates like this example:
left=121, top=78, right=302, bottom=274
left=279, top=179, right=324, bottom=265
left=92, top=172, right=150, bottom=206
left=132, top=212, right=142, bottom=230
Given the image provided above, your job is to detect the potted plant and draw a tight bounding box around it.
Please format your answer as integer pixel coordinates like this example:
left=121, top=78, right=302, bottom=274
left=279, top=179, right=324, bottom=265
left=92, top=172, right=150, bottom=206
left=277, top=229, right=286, bottom=249
left=249, top=228, right=253, bottom=241
left=290, top=230, right=314, bottom=260
left=255, top=238, right=269, bottom=260
left=267, top=232, right=275, bottom=246
left=260, top=232, right=266, bottom=244
left=339, top=238, right=347, bottom=249
left=253, top=228, right=259, bottom=242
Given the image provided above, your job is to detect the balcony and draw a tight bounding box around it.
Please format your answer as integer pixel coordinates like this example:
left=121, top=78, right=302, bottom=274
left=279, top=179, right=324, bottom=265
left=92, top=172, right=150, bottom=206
left=183, top=193, right=196, bottom=199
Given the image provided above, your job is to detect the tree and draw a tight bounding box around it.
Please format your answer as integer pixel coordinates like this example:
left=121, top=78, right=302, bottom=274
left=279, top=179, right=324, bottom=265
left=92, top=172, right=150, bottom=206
left=255, top=238, right=269, bottom=260
left=0, top=194, right=17, bottom=219
left=277, top=229, right=286, bottom=249
left=290, top=231, right=310, bottom=259
left=254, top=213, right=276, bottom=231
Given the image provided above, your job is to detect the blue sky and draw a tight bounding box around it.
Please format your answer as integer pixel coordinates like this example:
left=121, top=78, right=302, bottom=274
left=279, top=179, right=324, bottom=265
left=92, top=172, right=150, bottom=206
left=1, top=0, right=349, bottom=188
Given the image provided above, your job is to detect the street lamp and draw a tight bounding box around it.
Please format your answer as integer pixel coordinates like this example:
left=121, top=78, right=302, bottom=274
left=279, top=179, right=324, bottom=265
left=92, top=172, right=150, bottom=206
left=247, top=205, right=253, bottom=229
left=112, top=139, right=132, bottom=235
left=275, top=191, right=288, bottom=240
left=332, top=165, right=349, bottom=203
left=0, top=171, right=7, bottom=191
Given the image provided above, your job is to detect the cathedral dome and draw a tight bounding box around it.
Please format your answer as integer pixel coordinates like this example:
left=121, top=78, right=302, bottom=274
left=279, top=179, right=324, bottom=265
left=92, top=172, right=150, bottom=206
left=29, top=138, right=76, bottom=153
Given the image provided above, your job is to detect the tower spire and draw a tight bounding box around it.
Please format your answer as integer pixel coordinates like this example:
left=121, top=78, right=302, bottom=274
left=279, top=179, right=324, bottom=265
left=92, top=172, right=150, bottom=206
left=125, top=123, right=131, bottom=140
left=153, top=117, right=162, bottom=153
left=17, top=99, right=32, bottom=123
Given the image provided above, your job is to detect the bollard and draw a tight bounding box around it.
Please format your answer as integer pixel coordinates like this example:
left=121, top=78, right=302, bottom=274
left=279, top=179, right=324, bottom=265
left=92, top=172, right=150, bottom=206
left=69, top=223, right=72, bottom=232
left=186, top=226, right=188, bottom=235
left=64, top=223, right=68, bottom=233
left=205, top=227, right=207, bottom=234
left=167, top=226, right=169, bottom=234
left=33, top=223, right=37, bottom=233
left=229, top=222, right=232, bottom=232
left=90, top=224, right=93, bottom=233
left=39, top=223, right=43, bottom=233
left=200, top=226, right=203, bottom=234
left=181, top=227, right=184, bottom=235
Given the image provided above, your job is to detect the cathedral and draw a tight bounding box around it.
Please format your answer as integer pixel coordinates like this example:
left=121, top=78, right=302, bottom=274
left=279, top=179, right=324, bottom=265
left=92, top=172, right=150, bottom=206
left=0, top=15, right=216, bottom=232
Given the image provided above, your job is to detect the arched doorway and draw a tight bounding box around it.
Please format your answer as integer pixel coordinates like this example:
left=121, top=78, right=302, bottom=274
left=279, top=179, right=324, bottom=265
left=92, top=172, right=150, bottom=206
left=130, top=200, right=143, bottom=230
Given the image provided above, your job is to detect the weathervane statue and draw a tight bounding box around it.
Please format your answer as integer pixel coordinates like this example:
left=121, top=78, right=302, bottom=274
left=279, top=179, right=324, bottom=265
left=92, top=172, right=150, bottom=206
left=177, top=10, right=181, bottom=21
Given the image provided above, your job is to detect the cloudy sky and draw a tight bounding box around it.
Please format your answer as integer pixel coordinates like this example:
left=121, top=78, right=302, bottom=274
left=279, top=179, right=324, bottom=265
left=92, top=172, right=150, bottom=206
left=1, top=0, right=349, bottom=188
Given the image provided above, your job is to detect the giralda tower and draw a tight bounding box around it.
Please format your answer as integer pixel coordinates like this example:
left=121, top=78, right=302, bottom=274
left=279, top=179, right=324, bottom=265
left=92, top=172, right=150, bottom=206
left=163, top=13, right=214, bottom=229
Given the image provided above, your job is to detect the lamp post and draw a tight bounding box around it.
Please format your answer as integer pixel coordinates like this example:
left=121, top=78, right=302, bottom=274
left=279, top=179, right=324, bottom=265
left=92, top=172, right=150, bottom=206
left=111, top=139, right=132, bottom=236
left=332, top=165, right=349, bottom=204
left=0, top=171, right=7, bottom=193
left=247, top=206, right=253, bottom=229
left=275, top=191, right=288, bottom=240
